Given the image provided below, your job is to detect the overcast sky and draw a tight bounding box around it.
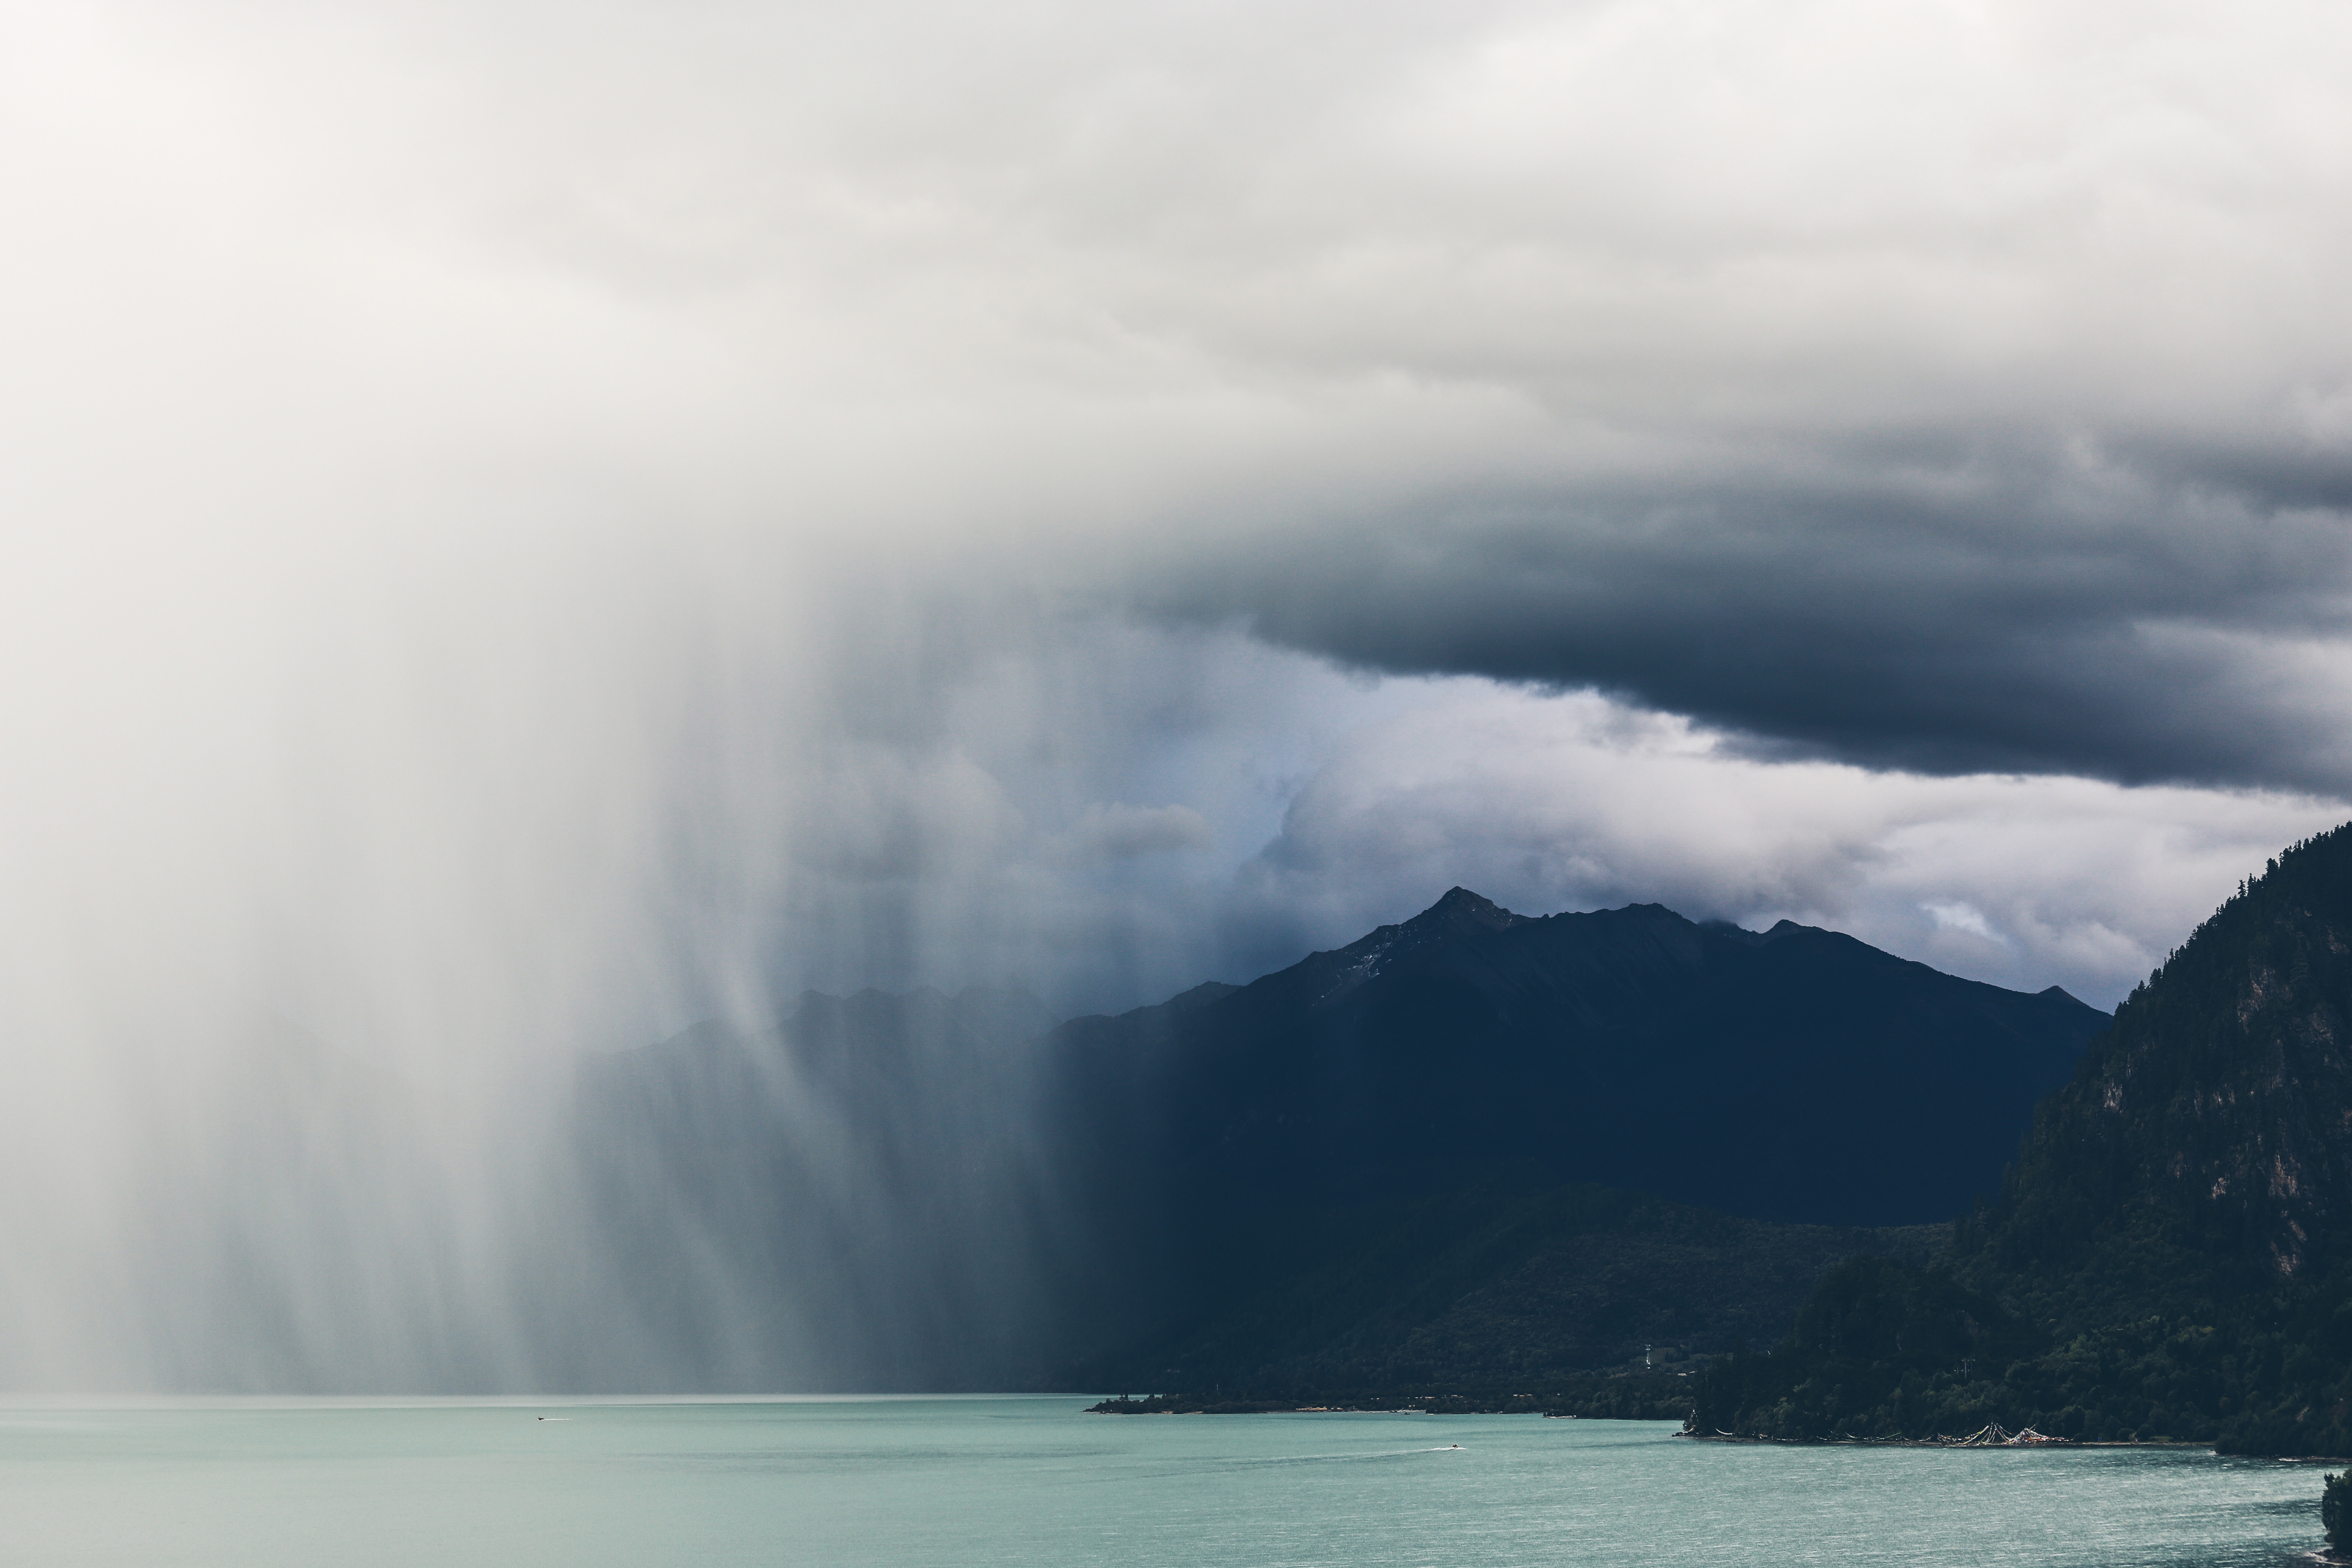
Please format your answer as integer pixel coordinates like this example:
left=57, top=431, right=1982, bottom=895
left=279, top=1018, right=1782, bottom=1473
left=6, top=0, right=2352, bottom=1059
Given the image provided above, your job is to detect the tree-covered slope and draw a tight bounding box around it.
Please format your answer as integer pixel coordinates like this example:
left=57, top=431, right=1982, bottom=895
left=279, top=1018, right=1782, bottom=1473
left=1692, top=824, right=2352, bottom=1452
left=1071, top=1167, right=1944, bottom=1395
left=1958, top=830, right=2352, bottom=1319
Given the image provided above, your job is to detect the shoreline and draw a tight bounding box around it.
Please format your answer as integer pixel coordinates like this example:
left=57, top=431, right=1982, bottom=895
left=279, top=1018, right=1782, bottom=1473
left=1681, top=1432, right=2352, bottom=1459
left=1084, top=1384, right=1692, bottom=1419
left=1677, top=1431, right=2215, bottom=1451
left=1084, top=1398, right=2352, bottom=1459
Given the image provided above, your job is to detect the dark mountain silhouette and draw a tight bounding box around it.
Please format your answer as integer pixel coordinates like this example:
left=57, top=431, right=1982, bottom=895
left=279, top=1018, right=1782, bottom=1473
left=1039, top=891, right=2103, bottom=1390
left=1053, top=890, right=2106, bottom=1228
left=1067, top=1169, right=1948, bottom=1396
left=1690, top=822, right=2352, bottom=1453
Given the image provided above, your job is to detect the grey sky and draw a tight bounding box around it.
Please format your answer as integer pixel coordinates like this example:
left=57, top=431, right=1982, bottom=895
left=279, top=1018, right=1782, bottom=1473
left=5, top=0, right=2350, bottom=1046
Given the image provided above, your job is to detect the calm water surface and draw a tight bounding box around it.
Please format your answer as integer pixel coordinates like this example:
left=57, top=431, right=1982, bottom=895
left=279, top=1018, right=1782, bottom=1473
left=0, top=1397, right=2328, bottom=1567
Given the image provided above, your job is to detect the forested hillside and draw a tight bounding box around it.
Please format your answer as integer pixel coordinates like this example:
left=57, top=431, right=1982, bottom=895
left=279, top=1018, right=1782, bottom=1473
left=1692, top=824, right=2352, bottom=1453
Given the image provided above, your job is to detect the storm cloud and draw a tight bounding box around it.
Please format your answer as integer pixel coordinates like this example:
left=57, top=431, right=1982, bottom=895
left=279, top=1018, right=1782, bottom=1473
left=1130, top=464, right=2352, bottom=790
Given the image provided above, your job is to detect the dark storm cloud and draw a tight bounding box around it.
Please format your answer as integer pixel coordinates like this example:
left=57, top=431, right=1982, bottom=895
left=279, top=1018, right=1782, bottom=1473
left=1133, top=442, right=2352, bottom=792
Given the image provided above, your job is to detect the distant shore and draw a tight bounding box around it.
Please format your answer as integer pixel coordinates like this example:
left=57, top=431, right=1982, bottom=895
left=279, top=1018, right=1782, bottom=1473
left=1084, top=1393, right=1683, bottom=1418
left=1083, top=1400, right=2309, bottom=1451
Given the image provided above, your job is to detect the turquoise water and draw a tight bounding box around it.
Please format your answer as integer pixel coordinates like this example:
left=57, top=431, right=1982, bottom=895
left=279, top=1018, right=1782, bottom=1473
left=0, top=1398, right=2328, bottom=1567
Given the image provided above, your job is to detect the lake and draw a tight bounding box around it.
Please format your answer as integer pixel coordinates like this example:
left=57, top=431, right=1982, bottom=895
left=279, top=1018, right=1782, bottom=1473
left=0, top=1397, right=2329, bottom=1566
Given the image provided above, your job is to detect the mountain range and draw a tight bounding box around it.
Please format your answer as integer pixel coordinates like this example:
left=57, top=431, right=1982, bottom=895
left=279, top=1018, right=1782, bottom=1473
left=576, top=889, right=2109, bottom=1391
left=1044, top=889, right=2103, bottom=1226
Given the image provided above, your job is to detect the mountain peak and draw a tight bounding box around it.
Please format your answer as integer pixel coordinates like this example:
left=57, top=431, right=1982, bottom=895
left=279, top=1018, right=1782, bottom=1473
left=1418, top=886, right=1520, bottom=932
left=1307, top=888, right=1525, bottom=1007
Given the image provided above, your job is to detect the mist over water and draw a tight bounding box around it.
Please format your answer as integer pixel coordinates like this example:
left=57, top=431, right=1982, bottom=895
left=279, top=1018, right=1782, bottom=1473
left=5, top=0, right=2352, bottom=1390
